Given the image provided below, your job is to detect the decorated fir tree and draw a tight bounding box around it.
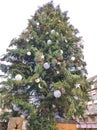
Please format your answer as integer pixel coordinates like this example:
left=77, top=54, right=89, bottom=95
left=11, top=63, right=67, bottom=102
left=0, top=1, right=90, bottom=130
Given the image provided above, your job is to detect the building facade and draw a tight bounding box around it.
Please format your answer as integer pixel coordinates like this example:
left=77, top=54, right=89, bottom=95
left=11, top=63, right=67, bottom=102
left=77, top=75, right=97, bottom=130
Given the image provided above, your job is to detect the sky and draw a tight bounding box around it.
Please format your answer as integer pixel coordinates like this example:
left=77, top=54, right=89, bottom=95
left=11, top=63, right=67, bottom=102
left=0, top=0, right=97, bottom=78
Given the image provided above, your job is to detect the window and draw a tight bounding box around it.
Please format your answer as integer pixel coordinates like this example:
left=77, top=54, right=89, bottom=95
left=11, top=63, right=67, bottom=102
left=95, top=103, right=97, bottom=109
left=89, top=108, right=95, bottom=114
left=84, top=110, right=89, bottom=115
left=88, top=104, right=95, bottom=114
left=85, top=117, right=88, bottom=122
left=92, top=93, right=97, bottom=100
left=90, top=117, right=95, bottom=122
left=88, top=104, right=92, bottom=108
left=79, top=118, right=83, bottom=122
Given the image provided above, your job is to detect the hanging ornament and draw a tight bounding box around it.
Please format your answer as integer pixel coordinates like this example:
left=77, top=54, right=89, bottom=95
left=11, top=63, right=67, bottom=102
left=56, top=71, right=60, bottom=74
left=26, top=85, right=31, bottom=89
left=45, top=24, right=49, bottom=29
left=47, top=39, right=52, bottom=45
left=26, top=38, right=29, bottom=42
left=15, top=74, right=22, bottom=81
left=54, top=90, right=61, bottom=98
left=51, top=29, right=55, bottom=35
left=76, top=59, right=80, bottom=63
left=65, top=39, right=68, bottom=43
left=0, top=108, right=2, bottom=112
left=8, top=109, right=12, bottom=113
left=75, top=83, right=80, bottom=88
left=52, top=104, right=56, bottom=109
left=22, top=60, right=26, bottom=64
left=57, top=61, right=61, bottom=65
left=60, top=87, right=65, bottom=93
left=57, top=19, right=61, bottom=23
left=35, top=77, right=40, bottom=83
left=42, top=107, right=46, bottom=112
left=71, top=56, right=75, bottom=61
left=27, top=51, right=31, bottom=56
left=13, top=104, right=21, bottom=111
left=38, top=84, right=42, bottom=89
left=60, top=50, right=63, bottom=54
left=57, top=57, right=62, bottom=62
left=45, top=32, right=49, bottom=35
left=77, top=66, right=82, bottom=70
left=74, top=96, right=78, bottom=100
left=29, top=35, right=33, bottom=40
left=41, top=54, right=45, bottom=59
left=83, top=62, right=87, bottom=67
left=37, top=59, right=43, bottom=63
left=43, top=62, right=50, bottom=69
left=84, top=75, right=87, bottom=79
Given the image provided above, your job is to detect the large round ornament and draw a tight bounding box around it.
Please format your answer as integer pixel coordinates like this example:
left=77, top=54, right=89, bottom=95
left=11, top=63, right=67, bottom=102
left=54, top=90, right=61, bottom=98
left=15, top=74, right=22, bottom=81
left=27, top=51, right=31, bottom=56
left=51, top=29, right=55, bottom=35
left=74, top=96, right=78, bottom=100
left=43, top=62, right=50, bottom=69
left=60, top=50, right=63, bottom=54
left=71, top=56, right=75, bottom=61
left=47, top=39, right=52, bottom=45
left=35, top=77, right=40, bottom=83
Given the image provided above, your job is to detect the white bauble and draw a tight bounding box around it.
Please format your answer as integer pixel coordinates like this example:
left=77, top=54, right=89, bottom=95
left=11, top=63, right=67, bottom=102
left=0, top=108, right=2, bottom=112
left=26, top=38, right=29, bottom=42
left=71, top=56, right=75, bottom=61
left=47, top=39, right=52, bottom=45
left=57, top=61, right=61, bottom=65
left=74, top=96, right=78, bottom=100
left=27, top=51, right=31, bottom=56
left=51, top=29, right=55, bottom=35
left=35, top=78, right=40, bottom=83
left=15, top=74, right=22, bottom=81
left=52, top=104, right=56, bottom=108
left=60, top=50, right=63, bottom=54
left=54, top=90, right=61, bottom=98
left=77, top=66, right=82, bottom=70
left=43, top=62, right=50, bottom=69
left=8, top=109, right=12, bottom=113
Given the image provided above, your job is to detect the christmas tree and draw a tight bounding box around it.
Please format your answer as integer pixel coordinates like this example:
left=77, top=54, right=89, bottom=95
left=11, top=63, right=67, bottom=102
left=0, top=1, right=90, bottom=130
